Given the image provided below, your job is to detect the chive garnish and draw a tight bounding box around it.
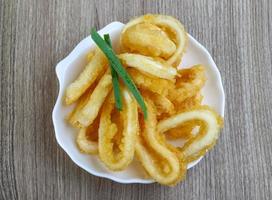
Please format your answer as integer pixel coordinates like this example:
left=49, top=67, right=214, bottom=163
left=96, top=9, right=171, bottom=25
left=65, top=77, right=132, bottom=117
left=91, top=28, right=147, bottom=118
left=104, top=34, right=122, bottom=111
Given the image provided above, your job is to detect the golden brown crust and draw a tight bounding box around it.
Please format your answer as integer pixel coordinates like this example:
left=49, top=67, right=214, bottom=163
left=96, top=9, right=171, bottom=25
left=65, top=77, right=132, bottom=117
left=121, top=14, right=188, bottom=67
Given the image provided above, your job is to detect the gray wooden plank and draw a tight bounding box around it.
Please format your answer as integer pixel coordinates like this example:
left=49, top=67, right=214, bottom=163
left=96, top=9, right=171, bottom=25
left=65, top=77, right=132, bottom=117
left=0, top=0, right=19, bottom=199
left=0, top=0, right=271, bottom=199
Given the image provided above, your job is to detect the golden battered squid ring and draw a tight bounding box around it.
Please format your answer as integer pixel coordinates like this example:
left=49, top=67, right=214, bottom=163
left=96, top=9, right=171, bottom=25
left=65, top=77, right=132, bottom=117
left=65, top=48, right=108, bottom=105
left=98, top=88, right=139, bottom=171
left=121, top=14, right=188, bottom=67
left=76, top=128, right=98, bottom=154
left=121, top=22, right=176, bottom=59
left=76, top=69, right=113, bottom=128
left=157, top=106, right=223, bottom=163
left=76, top=114, right=100, bottom=154
left=164, top=93, right=204, bottom=139
left=119, top=53, right=177, bottom=81
left=67, top=88, right=92, bottom=128
left=135, top=99, right=186, bottom=186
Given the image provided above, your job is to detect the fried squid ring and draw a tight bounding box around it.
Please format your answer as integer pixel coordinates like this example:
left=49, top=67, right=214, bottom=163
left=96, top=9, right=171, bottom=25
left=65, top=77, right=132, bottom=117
left=77, top=129, right=98, bottom=154
left=98, top=88, right=139, bottom=171
left=67, top=90, right=91, bottom=128
left=121, top=14, right=187, bottom=66
left=165, top=93, right=203, bottom=139
left=158, top=106, right=223, bottom=162
left=76, top=115, right=100, bottom=154
left=65, top=48, right=108, bottom=105
left=135, top=99, right=186, bottom=185
left=121, top=22, right=176, bottom=59
left=119, top=53, right=177, bottom=81
left=76, top=70, right=112, bottom=127
left=168, top=65, right=206, bottom=103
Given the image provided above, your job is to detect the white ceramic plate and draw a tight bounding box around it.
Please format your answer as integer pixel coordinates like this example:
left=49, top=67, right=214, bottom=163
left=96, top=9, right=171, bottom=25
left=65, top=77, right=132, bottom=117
left=52, top=22, right=225, bottom=184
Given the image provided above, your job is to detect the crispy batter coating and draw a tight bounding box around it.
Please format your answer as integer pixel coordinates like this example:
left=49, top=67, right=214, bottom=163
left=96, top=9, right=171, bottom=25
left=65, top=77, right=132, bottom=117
left=76, top=70, right=112, bottom=127
left=135, top=99, right=186, bottom=185
left=65, top=48, right=108, bottom=105
left=121, top=14, right=188, bottom=67
left=121, top=22, right=176, bottom=59
left=98, top=88, right=139, bottom=171
left=128, top=68, right=173, bottom=96
left=158, top=106, right=223, bottom=162
left=168, top=65, right=206, bottom=103
left=119, top=53, right=177, bottom=81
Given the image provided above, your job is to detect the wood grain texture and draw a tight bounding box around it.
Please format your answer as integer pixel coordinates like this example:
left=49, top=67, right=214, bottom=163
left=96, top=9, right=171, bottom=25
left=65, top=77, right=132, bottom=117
left=1, top=0, right=272, bottom=199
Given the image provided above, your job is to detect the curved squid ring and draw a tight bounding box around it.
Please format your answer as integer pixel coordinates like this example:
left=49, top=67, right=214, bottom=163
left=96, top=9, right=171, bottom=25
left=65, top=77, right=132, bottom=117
left=98, top=88, right=139, bottom=171
left=76, top=128, right=98, bottom=154
left=67, top=88, right=92, bottom=128
left=65, top=48, right=108, bottom=105
left=119, top=53, right=177, bottom=81
left=157, top=106, right=223, bottom=162
left=76, top=69, right=112, bottom=127
left=121, top=14, right=188, bottom=67
left=165, top=93, right=204, bottom=139
left=76, top=113, right=100, bottom=154
left=135, top=99, right=186, bottom=185
left=121, top=22, right=176, bottom=59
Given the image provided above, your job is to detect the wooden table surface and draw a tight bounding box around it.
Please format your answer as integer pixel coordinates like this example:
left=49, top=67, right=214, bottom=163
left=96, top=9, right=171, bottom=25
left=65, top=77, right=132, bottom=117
left=1, top=0, right=272, bottom=199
